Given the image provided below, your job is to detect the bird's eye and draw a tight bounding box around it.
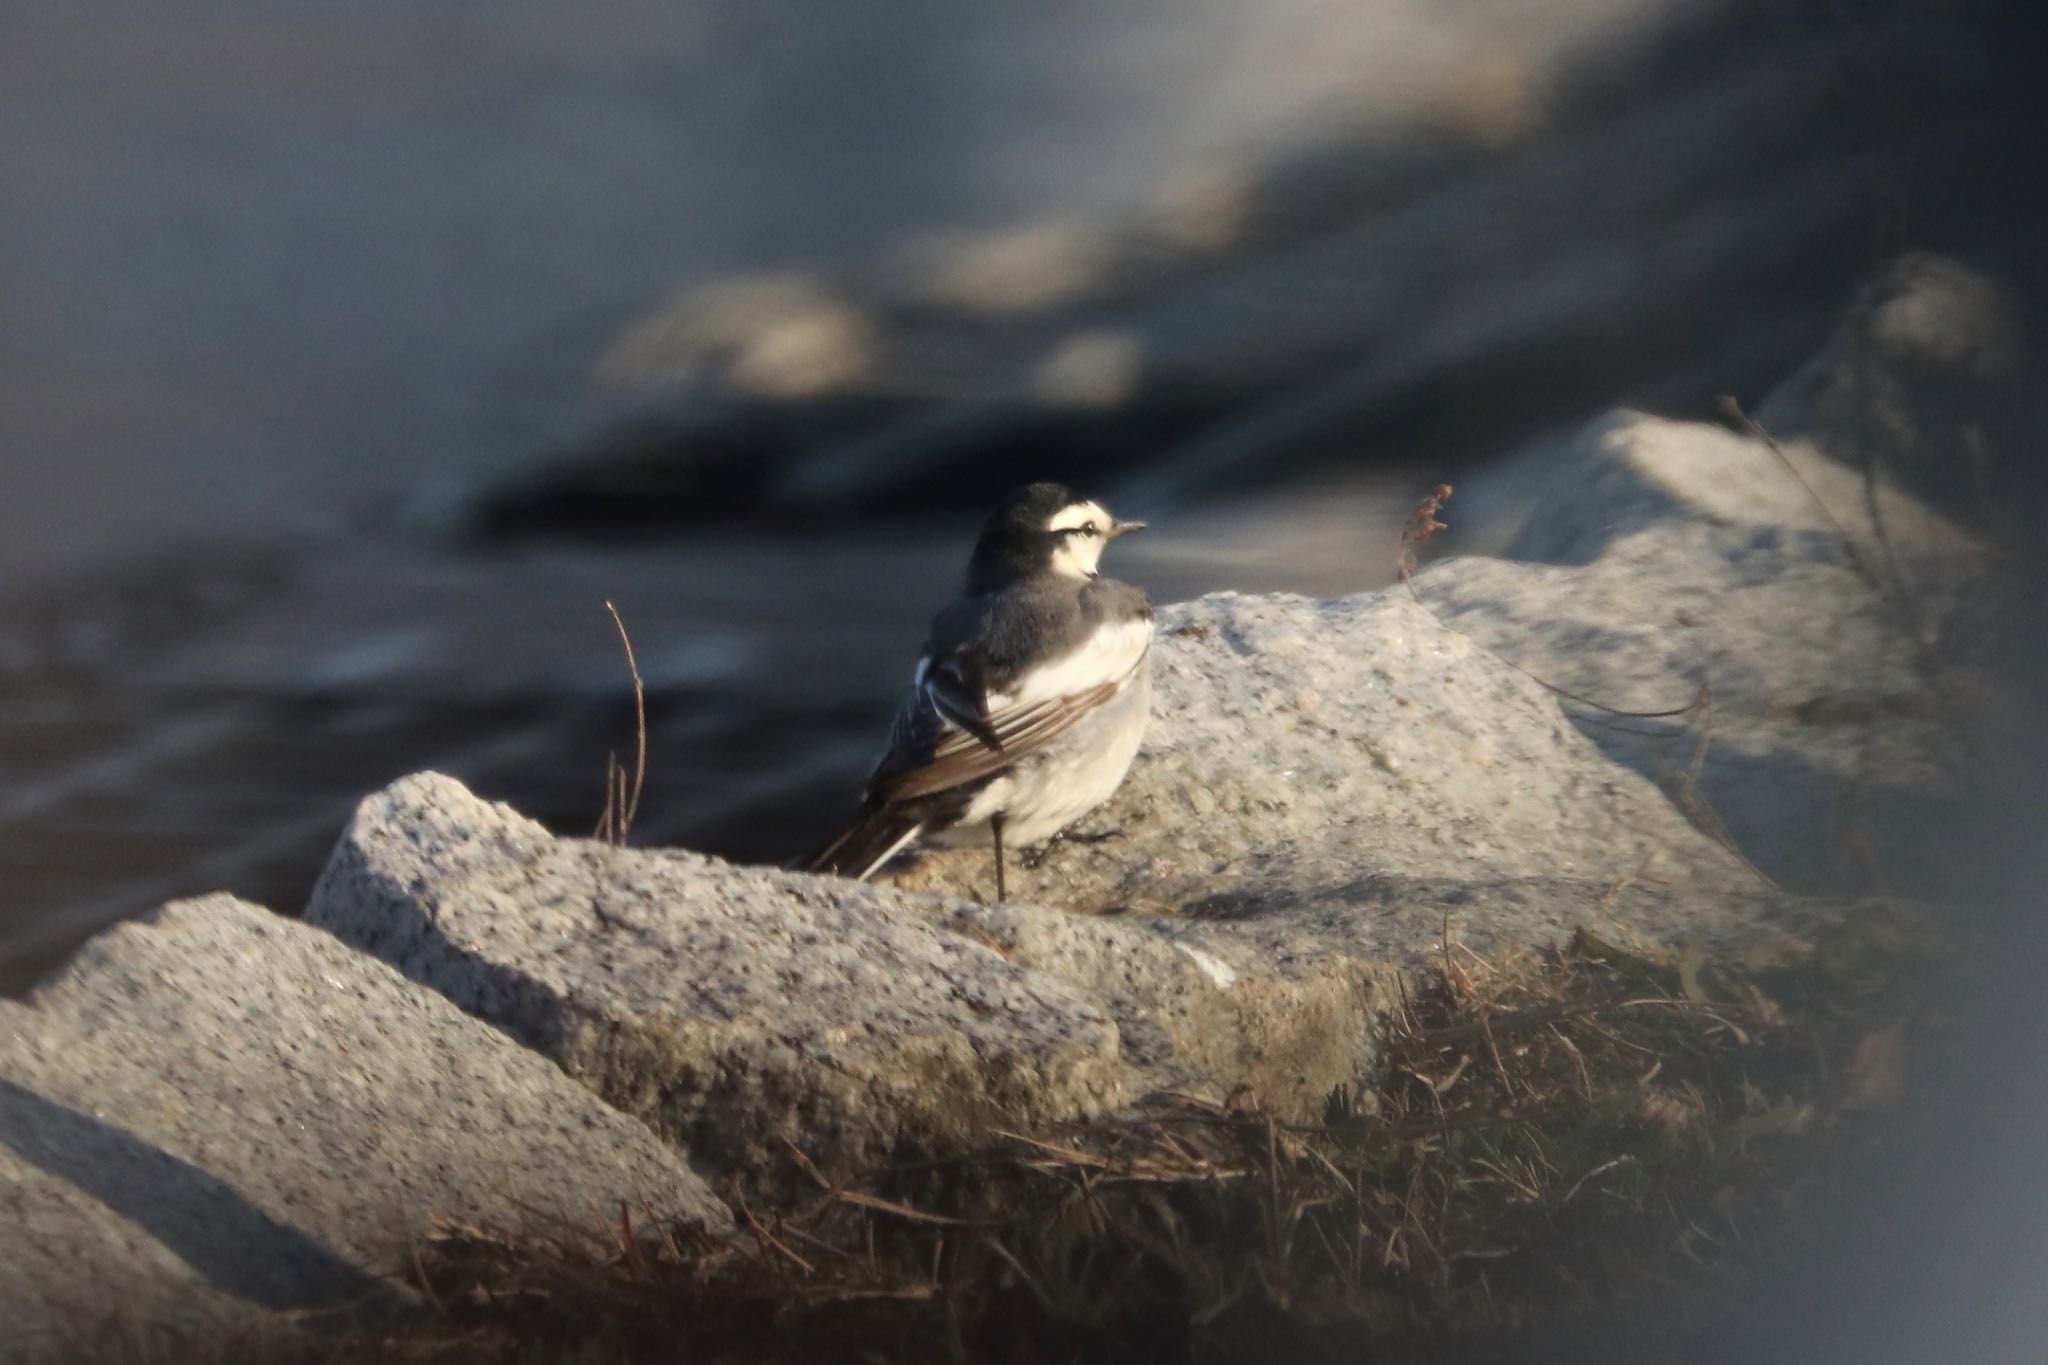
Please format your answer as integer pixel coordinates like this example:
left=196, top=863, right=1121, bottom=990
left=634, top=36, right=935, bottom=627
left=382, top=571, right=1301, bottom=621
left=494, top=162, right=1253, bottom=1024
left=1081, top=521, right=1099, bottom=536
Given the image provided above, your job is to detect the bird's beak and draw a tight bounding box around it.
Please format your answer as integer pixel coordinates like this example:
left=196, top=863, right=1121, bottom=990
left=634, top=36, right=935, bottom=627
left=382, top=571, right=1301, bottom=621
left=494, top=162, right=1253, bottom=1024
left=1108, top=519, right=1146, bottom=538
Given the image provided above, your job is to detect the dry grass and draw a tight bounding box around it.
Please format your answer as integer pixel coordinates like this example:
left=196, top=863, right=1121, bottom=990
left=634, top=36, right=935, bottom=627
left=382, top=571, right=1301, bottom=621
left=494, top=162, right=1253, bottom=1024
left=142, top=905, right=1942, bottom=1365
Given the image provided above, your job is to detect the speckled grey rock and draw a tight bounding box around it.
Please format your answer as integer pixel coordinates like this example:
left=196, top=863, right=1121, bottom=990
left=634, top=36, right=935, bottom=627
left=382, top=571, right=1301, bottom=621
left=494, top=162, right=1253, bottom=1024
left=0, top=1143, right=283, bottom=1364
left=887, top=589, right=1761, bottom=914
left=1427, top=406, right=1992, bottom=891
left=915, top=896, right=1383, bottom=1120
left=294, top=564, right=1858, bottom=1208
left=306, top=764, right=1817, bottom=1182
left=1500, top=407, right=1979, bottom=573
left=307, top=777, right=1137, bottom=1192
left=0, top=894, right=727, bottom=1347
left=869, top=580, right=1818, bottom=1100
left=909, top=873, right=1805, bottom=1116
left=309, top=773, right=1530, bottom=1172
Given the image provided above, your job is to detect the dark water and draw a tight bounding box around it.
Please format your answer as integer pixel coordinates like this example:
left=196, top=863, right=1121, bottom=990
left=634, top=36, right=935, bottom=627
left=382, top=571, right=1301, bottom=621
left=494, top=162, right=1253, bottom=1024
left=0, top=0, right=1686, bottom=587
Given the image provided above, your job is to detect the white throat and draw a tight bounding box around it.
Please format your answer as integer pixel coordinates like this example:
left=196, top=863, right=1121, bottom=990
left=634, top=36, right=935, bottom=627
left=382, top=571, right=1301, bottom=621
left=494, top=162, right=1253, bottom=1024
left=1049, top=539, right=1103, bottom=578
left=1046, top=500, right=1111, bottom=578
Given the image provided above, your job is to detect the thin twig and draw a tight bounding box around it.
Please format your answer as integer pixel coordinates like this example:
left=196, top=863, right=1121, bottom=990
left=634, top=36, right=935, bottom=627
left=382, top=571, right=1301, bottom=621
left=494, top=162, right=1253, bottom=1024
left=1720, top=397, right=1879, bottom=587
left=737, top=1199, right=816, bottom=1275
left=1416, top=996, right=1619, bottom=1048
left=833, top=1189, right=967, bottom=1227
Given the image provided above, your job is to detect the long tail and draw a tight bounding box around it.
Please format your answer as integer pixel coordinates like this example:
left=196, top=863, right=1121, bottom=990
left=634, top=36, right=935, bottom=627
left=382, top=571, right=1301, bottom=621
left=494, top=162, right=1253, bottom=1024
left=802, top=808, right=924, bottom=881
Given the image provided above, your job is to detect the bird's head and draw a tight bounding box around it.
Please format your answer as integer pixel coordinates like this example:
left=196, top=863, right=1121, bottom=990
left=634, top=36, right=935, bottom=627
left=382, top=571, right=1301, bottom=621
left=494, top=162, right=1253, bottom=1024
left=967, top=482, right=1145, bottom=592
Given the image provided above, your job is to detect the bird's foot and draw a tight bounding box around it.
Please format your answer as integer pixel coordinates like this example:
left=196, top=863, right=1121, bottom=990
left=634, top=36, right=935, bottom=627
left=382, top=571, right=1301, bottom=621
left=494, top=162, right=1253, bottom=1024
left=1020, top=826, right=1125, bottom=870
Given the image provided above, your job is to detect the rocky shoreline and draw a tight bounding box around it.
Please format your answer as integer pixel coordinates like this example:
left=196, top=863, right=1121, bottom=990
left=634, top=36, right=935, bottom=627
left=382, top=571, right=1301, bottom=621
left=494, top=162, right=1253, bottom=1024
left=0, top=255, right=2019, bottom=1359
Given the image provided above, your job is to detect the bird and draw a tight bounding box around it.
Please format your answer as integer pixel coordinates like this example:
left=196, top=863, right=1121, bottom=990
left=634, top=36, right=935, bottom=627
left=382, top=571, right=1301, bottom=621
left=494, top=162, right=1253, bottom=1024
left=805, top=482, right=1154, bottom=900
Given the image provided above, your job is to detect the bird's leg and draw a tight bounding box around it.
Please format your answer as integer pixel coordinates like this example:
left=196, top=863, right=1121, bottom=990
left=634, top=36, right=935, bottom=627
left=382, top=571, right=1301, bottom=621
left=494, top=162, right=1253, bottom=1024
left=990, top=814, right=1008, bottom=903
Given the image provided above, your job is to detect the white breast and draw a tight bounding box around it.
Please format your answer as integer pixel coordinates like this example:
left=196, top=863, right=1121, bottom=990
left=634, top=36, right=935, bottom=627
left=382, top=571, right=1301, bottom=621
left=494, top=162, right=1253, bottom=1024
left=988, top=615, right=1153, bottom=711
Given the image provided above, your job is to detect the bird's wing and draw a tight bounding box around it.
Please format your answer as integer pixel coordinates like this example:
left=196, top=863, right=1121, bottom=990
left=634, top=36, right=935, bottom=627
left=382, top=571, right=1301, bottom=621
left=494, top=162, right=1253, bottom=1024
left=868, top=617, right=1151, bottom=804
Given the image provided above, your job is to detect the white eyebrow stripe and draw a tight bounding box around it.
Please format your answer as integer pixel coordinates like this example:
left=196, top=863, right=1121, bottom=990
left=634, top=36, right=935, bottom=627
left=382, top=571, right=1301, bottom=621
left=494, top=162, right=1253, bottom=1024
left=985, top=616, right=1152, bottom=710
left=1046, top=501, right=1110, bottom=532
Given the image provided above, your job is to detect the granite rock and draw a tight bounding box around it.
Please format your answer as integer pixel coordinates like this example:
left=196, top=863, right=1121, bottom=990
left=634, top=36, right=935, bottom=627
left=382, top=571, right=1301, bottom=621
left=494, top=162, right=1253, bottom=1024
left=0, top=894, right=727, bottom=1346
left=307, top=779, right=1135, bottom=1193
left=0, top=1142, right=280, bottom=1363
left=1423, top=365, right=2001, bottom=890
left=886, top=588, right=1762, bottom=913
left=1376, top=259, right=2016, bottom=891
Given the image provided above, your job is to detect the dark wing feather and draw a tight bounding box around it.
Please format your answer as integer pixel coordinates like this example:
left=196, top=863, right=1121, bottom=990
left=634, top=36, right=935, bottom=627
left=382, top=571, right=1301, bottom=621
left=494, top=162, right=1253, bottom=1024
left=921, top=657, right=1002, bottom=752
left=877, top=677, right=1125, bottom=801
left=866, top=647, right=1144, bottom=804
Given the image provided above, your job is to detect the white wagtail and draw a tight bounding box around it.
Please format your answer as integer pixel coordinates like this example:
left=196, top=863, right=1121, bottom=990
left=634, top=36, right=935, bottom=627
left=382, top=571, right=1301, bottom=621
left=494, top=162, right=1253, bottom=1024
left=806, top=482, right=1153, bottom=899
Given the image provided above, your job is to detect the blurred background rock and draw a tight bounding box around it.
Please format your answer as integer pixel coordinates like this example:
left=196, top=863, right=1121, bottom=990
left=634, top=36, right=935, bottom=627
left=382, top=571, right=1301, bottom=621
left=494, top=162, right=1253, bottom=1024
left=0, top=0, right=2037, bottom=990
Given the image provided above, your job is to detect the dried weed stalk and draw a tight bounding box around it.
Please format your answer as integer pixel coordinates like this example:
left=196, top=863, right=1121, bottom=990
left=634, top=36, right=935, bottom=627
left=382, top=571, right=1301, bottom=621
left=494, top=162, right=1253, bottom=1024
left=1396, top=482, right=1454, bottom=593
left=593, top=599, right=648, bottom=846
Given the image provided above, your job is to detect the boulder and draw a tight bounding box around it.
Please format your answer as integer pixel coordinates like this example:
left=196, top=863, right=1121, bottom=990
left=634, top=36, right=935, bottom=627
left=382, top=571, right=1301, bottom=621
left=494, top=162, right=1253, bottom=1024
left=1423, top=527, right=1959, bottom=893
left=0, top=1144, right=279, bottom=1363
left=1389, top=257, right=2016, bottom=892
left=0, top=894, right=727, bottom=1345
left=1421, top=398, right=1997, bottom=891
left=886, top=588, right=1766, bottom=912
left=308, top=775, right=1390, bottom=1190
left=1498, top=407, right=1979, bottom=572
